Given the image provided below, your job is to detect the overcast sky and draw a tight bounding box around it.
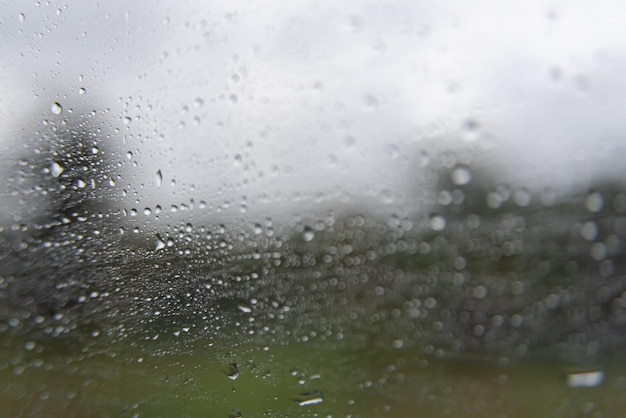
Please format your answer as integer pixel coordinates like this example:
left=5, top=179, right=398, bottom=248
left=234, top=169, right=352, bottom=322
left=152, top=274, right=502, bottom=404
left=2, top=0, right=626, bottom=222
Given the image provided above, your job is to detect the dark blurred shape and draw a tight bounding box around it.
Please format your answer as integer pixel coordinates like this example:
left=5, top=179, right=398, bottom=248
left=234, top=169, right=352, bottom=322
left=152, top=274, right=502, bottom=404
left=0, top=102, right=120, bottom=321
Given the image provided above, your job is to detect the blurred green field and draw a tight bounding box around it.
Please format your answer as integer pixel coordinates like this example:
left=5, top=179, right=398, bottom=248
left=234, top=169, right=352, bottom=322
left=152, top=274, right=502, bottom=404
left=2, top=321, right=625, bottom=418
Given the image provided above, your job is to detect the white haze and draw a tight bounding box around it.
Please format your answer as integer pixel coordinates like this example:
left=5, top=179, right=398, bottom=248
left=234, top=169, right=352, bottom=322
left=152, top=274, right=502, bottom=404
left=2, top=0, right=626, bottom=224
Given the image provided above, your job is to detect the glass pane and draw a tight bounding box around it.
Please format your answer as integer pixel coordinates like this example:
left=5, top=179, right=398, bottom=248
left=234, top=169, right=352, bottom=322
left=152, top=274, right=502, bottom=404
left=1, top=1, right=625, bottom=416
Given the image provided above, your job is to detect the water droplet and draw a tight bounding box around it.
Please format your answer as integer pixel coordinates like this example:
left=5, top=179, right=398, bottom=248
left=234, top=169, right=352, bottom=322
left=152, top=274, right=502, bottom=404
left=193, top=97, right=204, bottom=108
left=227, top=409, right=242, bottom=418
left=293, top=391, right=324, bottom=406
left=123, top=116, right=132, bottom=125
left=345, top=15, right=364, bottom=33
left=156, top=170, right=163, bottom=187
left=566, top=370, right=604, bottom=388
left=233, top=154, right=243, bottom=167
left=591, top=242, right=607, bottom=261
left=79, top=87, right=86, bottom=95
left=430, top=214, right=446, bottom=231
left=580, top=222, right=598, bottom=241
left=462, top=119, right=480, bottom=142
left=76, top=179, right=87, bottom=189
left=50, top=162, right=64, bottom=178
left=18, top=12, right=25, bottom=22
left=450, top=165, right=472, bottom=185
left=50, top=102, right=63, bottom=115
left=473, top=285, right=488, bottom=299
left=513, top=187, right=531, bottom=207
left=224, top=363, right=239, bottom=381
left=143, top=208, right=152, bottom=216
left=155, top=236, right=165, bottom=251
left=303, top=227, right=315, bottom=242
left=363, top=95, right=379, bottom=111
left=237, top=305, right=252, bottom=313
left=586, top=192, right=604, bottom=213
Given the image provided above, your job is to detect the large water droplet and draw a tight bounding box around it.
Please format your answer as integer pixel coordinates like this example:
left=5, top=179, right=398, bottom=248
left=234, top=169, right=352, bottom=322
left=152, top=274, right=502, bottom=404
left=566, top=370, right=604, bottom=388
left=155, top=236, right=166, bottom=251
left=224, top=363, right=239, bottom=381
left=50, top=162, right=64, bottom=178
left=50, top=102, right=63, bottom=115
left=293, top=391, right=324, bottom=406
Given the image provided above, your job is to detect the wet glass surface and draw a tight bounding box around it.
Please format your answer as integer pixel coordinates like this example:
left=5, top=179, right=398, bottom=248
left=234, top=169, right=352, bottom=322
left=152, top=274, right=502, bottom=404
left=2, top=1, right=626, bottom=417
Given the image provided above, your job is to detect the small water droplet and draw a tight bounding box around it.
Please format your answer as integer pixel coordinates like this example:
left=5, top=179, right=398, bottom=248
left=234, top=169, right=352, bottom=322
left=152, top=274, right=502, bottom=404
left=156, top=170, right=163, bottom=187
left=143, top=208, right=152, bottom=216
left=430, top=214, right=446, bottom=231
left=76, top=179, right=87, bottom=189
left=580, top=222, right=598, bottom=241
left=586, top=192, right=604, bottom=213
left=462, top=119, right=480, bottom=142
left=18, top=12, right=25, bottom=23
left=123, top=116, right=132, bottom=125
left=193, top=97, right=204, bottom=108
left=345, top=15, right=364, bottom=33
left=363, top=95, right=379, bottom=111
left=233, top=154, right=243, bottom=167
left=513, top=187, right=531, bottom=207
left=79, top=87, right=86, bottom=95
left=450, top=165, right=472, bottom=185
left=303, top=227, right=315, bottom=242
left=293, top=391, right=324, bottom=406
left=224, top=363, right=239, bottom=381
left=50, top=102, right=63, bottom=115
